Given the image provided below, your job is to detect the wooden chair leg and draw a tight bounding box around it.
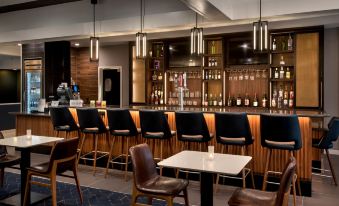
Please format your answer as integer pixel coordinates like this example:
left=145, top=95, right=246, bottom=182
left=23, top=172, right=32, bottom=206
left=124, top=137, right=129, bottom=181
left=50, top=173, right=57, bottom=206
left=262, top=149, right=272, bottom=191
left=291, top=151, right=302, bottom=196
left=77, top=132, right=86, bottom=166
left=326, top=149, right=338, bottom=186
left=215, top=174, right=220, bottom=193
left=147, top=197, right=153, bottom=205
left=73, top=166, right=83, bottom=204
left=105, top=136, right=116, bottom=178
left=93, top=134, right=98, bottom=176
left=131, top=185, right=138, bottom=206
left=0, top=168, right=4, bottom=187
left=183, top=187, right=189, bottom=206
left=292, top=174, right=297, bottom=206
left=167, top=197, right=174, bottom=206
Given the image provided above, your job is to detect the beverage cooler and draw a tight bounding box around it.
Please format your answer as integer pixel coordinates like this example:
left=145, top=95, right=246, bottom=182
left=23, top=59, right=43, bottom=112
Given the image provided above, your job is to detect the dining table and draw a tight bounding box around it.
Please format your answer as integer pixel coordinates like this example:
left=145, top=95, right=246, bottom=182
left=0, top=135, right=63, bottom=206
left=158, top=150, right=252, bottom=206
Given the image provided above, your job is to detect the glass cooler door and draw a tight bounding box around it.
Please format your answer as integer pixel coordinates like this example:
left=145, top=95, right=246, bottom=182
left=26, top=70, right=42, bottom=112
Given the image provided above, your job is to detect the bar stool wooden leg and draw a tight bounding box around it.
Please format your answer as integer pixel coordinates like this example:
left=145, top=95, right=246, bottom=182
left=93, top=134, right=98, bottom=176
left=326, top=149, right=338, bottom=186
left=124, top=137, right=130, bottom=181
left=291, top=151, right=302, bottom=196
left=160, top=140, right=163, bottom=176
left=292, top=174, right=297, bottom=206
left=105, top=136, right=116, bottom=178
left=241, top=146, right=246, bottom=188
left=77, top=133, right=86, bottom=167
left=262, top=149, right=272, bottom=191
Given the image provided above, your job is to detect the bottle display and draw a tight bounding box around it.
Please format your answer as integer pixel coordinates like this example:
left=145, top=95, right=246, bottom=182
left=272, top=38, right=277, bottom=51
left=288, top=34, right=293, bottom=51
left=244, top=93, right=250, bottom=107
left=236, top=94, right=242, bottom=107
left=253, top=93, right=258, bottom=107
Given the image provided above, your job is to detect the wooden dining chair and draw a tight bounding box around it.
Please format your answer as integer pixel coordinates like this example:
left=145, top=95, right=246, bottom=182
left=23, top=137, right=83, bottom=206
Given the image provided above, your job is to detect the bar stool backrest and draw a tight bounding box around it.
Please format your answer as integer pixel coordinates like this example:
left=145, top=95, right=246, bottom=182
left=139, top=110, right=172, bottom=139
left=0, top=132, right=6, bottom=157
left=76, top=108, right=107, bottom=133
left=175, top=112, right=211, bottom=142
left=50, top=107, right=78, bottom=131
left=275, top=157, right=296, bottom=206
left=107, top=109, right=138, bottom=136
left=260, top=114, right=302, bottom=150
left=318, top=117, right=339, bottom=149
left=215, top=112, right=253, bottom=145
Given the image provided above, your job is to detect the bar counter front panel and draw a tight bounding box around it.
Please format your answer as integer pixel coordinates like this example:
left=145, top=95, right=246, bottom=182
left=14, top=106, right=327, bottom=195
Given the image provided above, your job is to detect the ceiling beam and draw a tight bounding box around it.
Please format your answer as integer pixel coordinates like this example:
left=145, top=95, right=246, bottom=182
left=0, top=0, right=82, bottom=13
left=179, top=0, right=229, bottom=21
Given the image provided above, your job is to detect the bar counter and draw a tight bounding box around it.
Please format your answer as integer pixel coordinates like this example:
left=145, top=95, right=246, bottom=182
left=11, top=106, right=329, bottom=196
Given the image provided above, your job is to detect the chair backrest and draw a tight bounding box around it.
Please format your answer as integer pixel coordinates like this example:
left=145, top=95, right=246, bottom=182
left=0, top=132, right=7, bottom=157
left=129, top=143, right=158, bottom=189
left=50, top=107, right=78, bottom=131
left=107, top=109, right=138, bottom=136
left=47, top=137, right=80, bottom=174
left=260, top=114, right=302, bottom=150
left=76, top=108, right=106, bottom=133
left=139, top=110, right=172, bottom=139
left=215, top=112, right=253, bottom=145
left=318, top=117, right=339, bottom=149
left=175, top=112, right=211, bottom=142
left=275, top=157, right=297, bottom=206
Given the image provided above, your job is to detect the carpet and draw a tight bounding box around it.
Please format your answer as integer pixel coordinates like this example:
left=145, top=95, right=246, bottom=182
left=0, top=172, right=183, bottom=206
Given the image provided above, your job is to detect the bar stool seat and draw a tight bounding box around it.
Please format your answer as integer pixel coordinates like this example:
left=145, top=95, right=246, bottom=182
left=144, top=131, right=176, bottom=139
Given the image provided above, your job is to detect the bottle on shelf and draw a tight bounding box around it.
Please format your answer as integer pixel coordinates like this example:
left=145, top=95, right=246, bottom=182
left=278, top=85, right=283, bottom=98
left=274, top=68, right=279, bottom=79
left=208, top=58, right=212, bottom=67
left=214, top=70, right=218, bottom=80
left=204, top=93, right=208, bottom=106
left=213, top=94, right=218, bottom=106
left=211, top=41, right=216, bottom=54
left=244, top=93, right=250, bottom=107
left=236, top=94, right=242, bottom=107
left=152, top=71, right=157, bottom=81
left=205, top=70, right=208, bottom=80
left=209, top=93, right=213, bottom=106
left=158, top=72, right=163, bottom=81
left=280, top=56, right=285, bottom=65
left=272, top=38, right=277, bottom=51
left=208, top=70, right=212, bottom=80
left=286, top=67, right=291, bottom=79
left=160, top=87, right=164, bottom=105
left=215, top=59, right=218, bottom=67
left=289, top=86, right=294, bottom=108
left=218, top=93, right=223, bottom=106
left=283, top=85, right=289, bottom=108
left=253, top=93, right=259, bottom=107
left=150, top=87, right=155, bottom=104
left=279, top=67, right=285, bottom=79
left=288, top=34, right=293, bottom=51
left=281, top=40, right=286, bottom=51
left=277, top=96, right=282, bottom=109
left=271, top=90, right=277, bottom=108
left=211, top=70, right=215, bottom=80
left=227, top=93, right=232, bottom=107
left=262, top=94, right=268, bottom=108
left=217, top=70, right=221, bottom=80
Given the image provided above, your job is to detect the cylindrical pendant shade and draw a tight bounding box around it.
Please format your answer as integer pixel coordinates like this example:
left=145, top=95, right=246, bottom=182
left=190, top=27, right=204, bottom=55
left=253, top=20, right=268, bottom=52
left=136, top=32, right=147, bottom=59
left=90, top=36, right=99, bottom=62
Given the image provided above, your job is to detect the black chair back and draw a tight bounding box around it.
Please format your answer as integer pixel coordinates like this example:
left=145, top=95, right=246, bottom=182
left=260, top=114, right=302, bottom=150
left=215, top=112, right=253, bottom=145
left=76, top=108, right=107, bottom=133
left=318, top=117, right=339, bottom=149
left=175, top=112, right=211, bottom=142
left=139, top=110, right=172, bottom=139
left=50, top=107, right=78, bottom=131
left=107, top=109, right=138, bottom=136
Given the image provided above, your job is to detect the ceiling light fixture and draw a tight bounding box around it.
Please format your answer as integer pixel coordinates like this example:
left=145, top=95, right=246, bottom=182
left=136, top=0, right=146, bottom=59
left=253, top=0, right=268, bottom=52
left=74, top=42, right=80, bottom=47
left=17, top=43, right=22, bottom=46
left=190, top=13, right=204, bottom=55
left=90, top=0, right=99, bottom=62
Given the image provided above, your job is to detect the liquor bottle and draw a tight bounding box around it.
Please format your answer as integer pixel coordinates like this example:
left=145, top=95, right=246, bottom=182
left=280, top=56, right=285, bottom=65
left=274, top=68, right=279, bottom=79
left=283, top=86, right=288, bottom=107
left=286, top=67, right=291, bottom=79
left=244, top=93, right=250, bottom=107
left=279, top=67, right=285, bottom=79
left=289, top=86, right=294, bottom=108
left=271, top=90, right=277, bottom=108
left=213, top=94, right=218, bottom=106
left=158, top=72, right=163, bottom=81
left=253, top=93, right=259, bottom=107
left=281, top=40, right=286, bottom=51
left=150, top=88, right=155, bottom=104
left=214, top=70, right=218, bottom=80
left=154, top=88, right=158, bottom=105
left=174, top=73, right=178, bottom=88
left=215, top=59, right=218, bottom=67
left=211, top=58, right=215, bottom=67
left=211, top=70, right=215, bottom=80
left=208, top=70, right=212, bottom=80
left=160, top=87, right=164, bottom=105
left=288, top=34, right=293, bottom=51
left=204, top=93, right=208, bottom=106
left=236, top=94, right=242, bottom=107
left=208, top=58, right=212, bottom=67
left=227, top=93, right=232, bottom=107
left=277, top=96, right=282, bottom=109
left=205, top=70, right=208, bottom=80
left=211, top=41, right=216, bottom=54
left=278, top=86, right=283, bottom=98
left=218, top=93, right=223, bottom=106
left=262, top=94, right=268, bottom=108
left=152, top=71, right=157, bottom=81
left=209, top=93, right=213, bottom=106
left=272, top=38, right=277, bottom=51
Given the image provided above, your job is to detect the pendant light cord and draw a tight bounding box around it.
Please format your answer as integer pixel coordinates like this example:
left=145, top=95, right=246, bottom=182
left=93, top=2, right=96, bottom=37
left=140, top=0, right=145, bottom=33
left=259, top=0, right=262, bottom=21
left=195, top=13, right=198, bottom=28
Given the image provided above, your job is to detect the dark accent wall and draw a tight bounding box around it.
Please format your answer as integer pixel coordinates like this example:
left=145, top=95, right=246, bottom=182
left=0, top=104, right=20, bottom=130
left=0, top=70, right=20, bottom=103
left=45, top=41, right=71, bottom=99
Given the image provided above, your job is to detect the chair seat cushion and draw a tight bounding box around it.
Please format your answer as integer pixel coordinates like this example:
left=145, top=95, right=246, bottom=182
left=0, top=154, right=20, bottom=168
left=312, top=138, right=333, bottom=149
left=55, top=125, right=71, bottom=131
left=219, top=136, right=254, bottom=146
left=144, top=132, right=164, bottom=139
left=83, top=127, right=99, bottom=133
left=29, top=161, right=73, bottom=174
left=228, top=188, right=276, bottom=206
left=180, top=133, right=213, bottom=142
left=265, top=139, right=295, bottom=150
left=137, top=176, right=188, bottom=196
left=112, top=129, right=131, bottom=136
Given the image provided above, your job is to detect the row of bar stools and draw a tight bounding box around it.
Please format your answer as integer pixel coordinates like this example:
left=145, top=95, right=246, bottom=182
left=50, top=107, right=80, bottom=139
left=215, top=112, right=255, bottom=191
left=77, top=108, right=109, bottom=175
left=261, top=114, right=301, bottom=205
left=105, top=109, right=141, bottom=181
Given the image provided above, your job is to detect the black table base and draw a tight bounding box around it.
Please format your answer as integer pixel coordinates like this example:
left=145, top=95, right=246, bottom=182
left=201, top=172, right=214, bottom=206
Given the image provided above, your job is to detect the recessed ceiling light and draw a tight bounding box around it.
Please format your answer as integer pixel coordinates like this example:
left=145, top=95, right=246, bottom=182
left=74, top=42, right=80, bottom=47
left=17, top=43, right=22, bottom=46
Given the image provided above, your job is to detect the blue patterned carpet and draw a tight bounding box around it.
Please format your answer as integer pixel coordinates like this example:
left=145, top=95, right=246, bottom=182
left=0, top=172, right=183, bottom=206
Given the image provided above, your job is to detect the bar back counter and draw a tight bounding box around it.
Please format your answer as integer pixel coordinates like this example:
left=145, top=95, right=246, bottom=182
left=11, top=106, right=329, bottom=196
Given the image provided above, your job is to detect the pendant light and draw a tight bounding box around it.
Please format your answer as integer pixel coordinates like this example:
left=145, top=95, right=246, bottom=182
left=253, top=0, right=268, bottom=52
left=136, top=0, right=147, bottom=59
left=90, top=0, right=99, bottom=62
left=190, top=13, right=204, bottom=55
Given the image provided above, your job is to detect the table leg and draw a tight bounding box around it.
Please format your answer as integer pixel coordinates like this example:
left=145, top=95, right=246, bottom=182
left=201, top=172, right=213, bottom=206
left=20, top=148, right=30, bottom=206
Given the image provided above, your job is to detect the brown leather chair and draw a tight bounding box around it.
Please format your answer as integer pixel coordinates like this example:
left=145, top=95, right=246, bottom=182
left=129, top=143, right=189, bottom=206
left=23, top=137, right=83, bottom=206
left=228, top=157, right=297, bottom=206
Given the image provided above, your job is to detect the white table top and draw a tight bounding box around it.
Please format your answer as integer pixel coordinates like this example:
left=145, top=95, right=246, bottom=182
left=0, top=135, right=63, bottom=148
left=158, top=150, right=252, bottom=175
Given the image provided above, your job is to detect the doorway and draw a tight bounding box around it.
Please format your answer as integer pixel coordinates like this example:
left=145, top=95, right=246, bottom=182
left=98, top=66, right=122, bottom=106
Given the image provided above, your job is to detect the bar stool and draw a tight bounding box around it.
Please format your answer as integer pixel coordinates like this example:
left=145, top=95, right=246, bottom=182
left=105, top=109, right=141, bottom=181
left=261, top=114, right=302, bottom=205
left=50, top=107, right=79, bottom=139
left=77, top=108, right=109, bottom=175
left=175, top=111, right=213, bottom=178
left=312, top=117, right=339, bottom=186
left=215, top=112, right=255, bottom=191
left=139, top=110, right=175, bottom=162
